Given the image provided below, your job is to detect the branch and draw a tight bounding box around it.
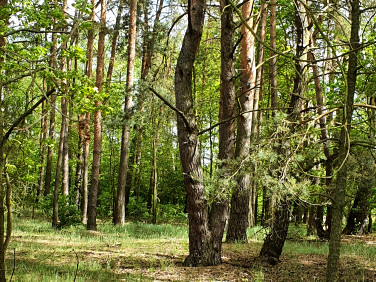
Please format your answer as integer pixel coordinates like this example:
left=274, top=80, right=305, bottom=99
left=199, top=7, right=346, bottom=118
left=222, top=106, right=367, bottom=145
left=4, top=162, right=12, bottom=252
left=300, top=107, right=339, bottom=125
left=0, top=88, right=55, bottom=147
left=148, top=87, right=192, bottom=132
left=354, top=103, right=376, bottom=110
left=198, top=107, right=291, bottom=136
left=5, top=29, right=70, bottom=37
left=2, top=67, right=45, bottom=86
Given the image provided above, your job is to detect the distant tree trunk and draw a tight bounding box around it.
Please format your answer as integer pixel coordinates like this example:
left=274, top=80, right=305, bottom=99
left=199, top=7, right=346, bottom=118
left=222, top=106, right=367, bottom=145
left=0, top=1, right=8, bottom=279
left=151, top=107, right=162, bottom=224
left=37, top=99, right=48, bottom=202
left=326, top=0, right=359, bottom=280
left=307, top=205, right=316, bottom=236
left=250, top=0, right=267, bottom=228
left=44, top=0, right=58, bottom=196
left=269, top=0, right=277, bottom=111
left=52, top=0, right=68, bottom=228
left=80, top=0, right=95, bottom=224
left=262, top=0, right=276, bottom=226
left=124, top=0, right=163, bottom=214
left=87, top=0, right=107, bottom=231
left=226, top=0, right=255, bottom=243
left=307, top=14, right=333, bottom=238
left=115, top=0, right=137, bottom=225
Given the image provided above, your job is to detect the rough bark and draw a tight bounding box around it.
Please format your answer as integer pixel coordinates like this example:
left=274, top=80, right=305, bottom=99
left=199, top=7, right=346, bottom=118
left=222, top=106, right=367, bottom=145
left=87, top=0, right=107, bottom=231
left=326, top=1, right=359, bottom=280
left=226, top=0, right=255, bottom=243
left=259, top=199, right=290, bottom=264
left=115, top=0, right=137, bottom=225
left=175, top=0, right=220, bottom=266
left=207, top=0, right=236, bottom=259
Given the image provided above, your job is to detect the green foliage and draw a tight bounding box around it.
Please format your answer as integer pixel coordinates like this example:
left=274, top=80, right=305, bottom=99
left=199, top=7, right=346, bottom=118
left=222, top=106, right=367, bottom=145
left=39, top=194, right=81, bottom=228
left=126, top=197, right=149, bottom=218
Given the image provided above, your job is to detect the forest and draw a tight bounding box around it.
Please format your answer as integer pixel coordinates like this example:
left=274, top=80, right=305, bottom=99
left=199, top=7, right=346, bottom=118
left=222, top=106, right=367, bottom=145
left=0, top=0, right=375, bottom=281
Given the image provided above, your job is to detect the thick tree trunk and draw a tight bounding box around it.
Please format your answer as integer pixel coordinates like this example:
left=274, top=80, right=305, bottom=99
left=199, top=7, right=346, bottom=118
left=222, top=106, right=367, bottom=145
left=343, top=176, right=373, bottom=235
left=226, top=0, right=255, bottom=243
left=115, top=0, right=137, bottom=225
left=326, top=1, right=359, bottom=280
left=87, top=0, right=107, bottom=231
left=259, top=199, right=290, bottom=264
left=175, top=0, right=221, bottom=266
left=207, top=0, right=236, bottom=259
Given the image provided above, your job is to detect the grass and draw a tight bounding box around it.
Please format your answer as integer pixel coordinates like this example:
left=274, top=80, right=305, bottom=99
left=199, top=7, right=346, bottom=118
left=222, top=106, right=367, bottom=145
left=4, top=216, right=376, bottom=281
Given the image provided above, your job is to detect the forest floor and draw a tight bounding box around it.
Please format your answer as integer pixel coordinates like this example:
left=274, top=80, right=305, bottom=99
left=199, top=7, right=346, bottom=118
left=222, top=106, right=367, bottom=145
left=6, top=215, right=376, bottom=281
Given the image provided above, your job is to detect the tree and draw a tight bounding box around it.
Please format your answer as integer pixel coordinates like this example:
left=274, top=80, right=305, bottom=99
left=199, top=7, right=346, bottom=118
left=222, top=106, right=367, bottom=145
left=226, top=0, right=256, bottom=243
left=87, top=0, right=107, bottom=231
left=326, top=0, right=360, bottom=280
left=115, top=0, right=138, bottom=225
left=174, top=0, right=222, bottom=266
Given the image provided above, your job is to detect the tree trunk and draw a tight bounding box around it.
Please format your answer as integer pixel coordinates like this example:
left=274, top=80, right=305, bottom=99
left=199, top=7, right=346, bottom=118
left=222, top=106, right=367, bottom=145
left=37, top=99, right=48, bottom=202
left=87, top=0, right=107, bottom=231
left=259, top=0, right=309, bottom=263
left=269, top=0, right=277, bottom=111
left=44, top=1, right=58, bottom=196
left=52, top=0, right=68, bottom=229
left=80, top=0, right=95, bottom=224
left=343, top=176, right=373, bottom=235
left=326, top=1, right=359, bottom=280
left=0, top=2, right=7, bottom=277
left=175, top=0, right=221, bottom=266
left=151, top=107, right=162, bottom=224
left=307, top=205, right=316, bottom=236
left=115, top=0, right=137, bottom=225
left=226, top=0, right=255, bottom=243
left=259, top=199, right=290, bottom=264
left=207, top=0, right=236, bottom=259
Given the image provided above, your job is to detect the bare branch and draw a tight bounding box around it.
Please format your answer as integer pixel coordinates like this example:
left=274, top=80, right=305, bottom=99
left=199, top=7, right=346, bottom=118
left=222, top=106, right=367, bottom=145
left=0, top=89, right=56, bottom=147
left=148, top=87, right=193, bottom=132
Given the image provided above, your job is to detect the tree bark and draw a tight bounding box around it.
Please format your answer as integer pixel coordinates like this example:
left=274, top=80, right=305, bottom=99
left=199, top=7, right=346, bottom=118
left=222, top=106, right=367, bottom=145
left=207, top=0, right=236, bottom=259
left=326, top=0, right=359, bottom=280
left=115, top=0, right=138, bottom=225
left=175, top=0, right=222, bottom=266
left=269, top=0, right=277, bottom=111
left=87, top=0, right=107, bottom=231
left=80, top=0, right=95, bottom=224
left=226, top=0, right=255, bottom=243
left=37, top=99, right=48, bottom=202
left=44, top=0, right=58, bottom=196
left=259, top=199, right=290, bottom=264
